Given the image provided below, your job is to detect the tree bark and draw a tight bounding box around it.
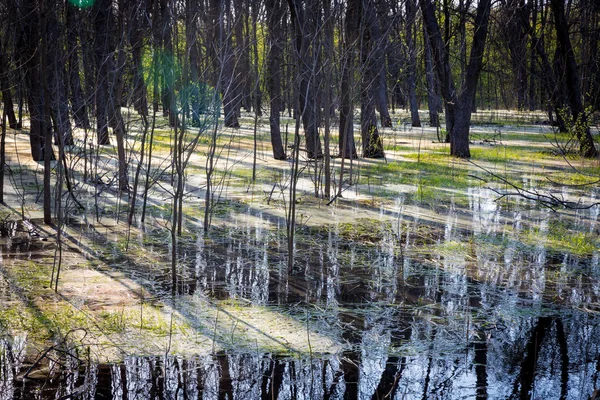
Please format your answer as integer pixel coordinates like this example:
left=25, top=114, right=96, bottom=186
left=66, top=4, right=90, bottom=129
left=339, top=0, right=359, bottom=159
left=130, top=0, right=149, bottom=122
left=550, top=0, right=598, bottom=157
left=266, top=0, right=286, bottom=160
left=406, top=0, right=421, bottom=127
left=360, top=2, right=385, bottom=159
left=0, top=46, right=17, bottom=130
left=17, top=0, right=49, bottom=161
left=47, top=5, right=73, bottom=147
left=423, top=26, right=440, bottom=127
left=213, top=0, right=241, bottom=128
left=160, top=0, right=177, bottom=127
left=94, top=0, right=112, bottom=145
left=366, top=0, right=392, bottom=128
left=420, top=0, right=492, bottom=158
left=111, top=0, right=129, bottom=191
left=287, top=0, right=323, bottom=159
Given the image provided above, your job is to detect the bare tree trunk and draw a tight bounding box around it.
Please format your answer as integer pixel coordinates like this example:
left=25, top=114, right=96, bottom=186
left=423, top=26, right=440, bottom=127
left=0, top=97, right=6, bottom=204
left=360, top=3, right=385, bottom=160
left=266, top=0, right=286, bottom=160
left=111, top=0, right=129, bottom=191
left=528, top=0, right=537, bottom=111
left=550, top=0, right=598, bottom=157
left=366, top=0, right=392, bottom=128
left=360, top=85, right=384, bottom=158
left=94, top=0, right=112, bottom=145
left=359, top=0, right=385, bottom=158
left=17, top=0, right=49, bottom=161
left=66, top=4, right=90, bottom=129
left=287, top=0, right=323, bottom=159
left=130, top=1, right=149, bottom=121
left=47, top=4, right=73, bottom=147
left=339, top=0, right=359, bottom=159
left=421, top=0, right=491, bottom=158
left=160, top=0, right=177, bottom=128
left=323, top=0, right=333, bottom=198
left=216, top=0, right=241, bottom=128
left=40, top=0, right=52, bottom=225
left=0, top=49, right=18, bottom=130
left=251, top=1, right=263, bottom=116
left=406, top=0, right=421, bottom=127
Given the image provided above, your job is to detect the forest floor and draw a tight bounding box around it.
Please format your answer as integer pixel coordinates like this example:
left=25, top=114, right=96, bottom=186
left=0, top=109, right=599, bottom=395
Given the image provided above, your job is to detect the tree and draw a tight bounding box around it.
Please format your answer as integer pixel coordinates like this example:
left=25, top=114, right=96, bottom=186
left=16, top=0, right=51, bottom=161
left=359, top=0, right=385, bottom=158
left=287, top=0, right=323, bottom=159
left=549, top=0, right=598, bottom=158
left=338, top=0, right=359, bottom=159
left=93, top=0, right=113, bottom=146
left=405, top=0, right=421, bottom=127
left=420, top=0, right=492, bottom=158
left=266, top=0, right=287, bottom=160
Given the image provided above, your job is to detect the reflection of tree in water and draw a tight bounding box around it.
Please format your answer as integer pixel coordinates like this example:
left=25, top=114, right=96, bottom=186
left=2, top=312, right=600, bottom=399
left=3, top=191, right=600, bottom=398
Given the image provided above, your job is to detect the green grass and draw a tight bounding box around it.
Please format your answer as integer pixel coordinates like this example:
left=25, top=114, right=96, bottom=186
left=470, top=145, right=548, bottom=163
left=361, top=153, right=472, bottom=189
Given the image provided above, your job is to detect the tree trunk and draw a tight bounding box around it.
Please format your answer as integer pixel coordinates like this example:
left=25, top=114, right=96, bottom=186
left=94, top=0, right=111, bottom=145
left=266, top=0, right=287, bottom=160
left=406, top=0, right=421, bottom=127
left=360, top=1, right=385, bottom=159
left=287, top=0, right=322, bottom=159
left=366, top=0, right=392, bottom=128
left=359, top=2, right=385, bottom=158
left=420, top=0, right=491, bottom=158
left=251, top=2, right=263, bottom=116
left=131, top=0, right=149, bottom=122
left=160, top=0, right=177, bottom=127
left=17, top=0, right=48, bottom=161
left=528, top=0, right=537, bottom=111
left=339, top=0, right=359, bottom=159
left=66, top=4, right=90, bottom=129
left=360, top=82, right=385, bottom=158
left=214, top=0, right=241, bottom=128
left=47, top=5, right=73, bottom=147
left=550, top=0, right=598, bottom=157
left=111, top=0, right=129, bottom=191
left=423, top=26, right=440, bottom=127
left=0, top=48, right=18, bottom=130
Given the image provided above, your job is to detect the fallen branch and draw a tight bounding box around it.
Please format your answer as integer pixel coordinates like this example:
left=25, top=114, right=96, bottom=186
left=468, top=160, right=600, bottom=211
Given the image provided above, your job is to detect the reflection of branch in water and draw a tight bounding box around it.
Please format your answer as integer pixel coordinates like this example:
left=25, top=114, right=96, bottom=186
left=468, top=160, right=600, bottom=211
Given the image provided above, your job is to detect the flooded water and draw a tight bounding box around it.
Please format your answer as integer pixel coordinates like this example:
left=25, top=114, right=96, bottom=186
left=1, top=185, right=600, bottom=399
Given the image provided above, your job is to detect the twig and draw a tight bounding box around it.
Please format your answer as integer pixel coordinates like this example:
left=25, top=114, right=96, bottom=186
left=468, top=160, right=600, bottom=211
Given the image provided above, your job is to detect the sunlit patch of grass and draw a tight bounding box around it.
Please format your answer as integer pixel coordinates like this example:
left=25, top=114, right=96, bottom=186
left=470, top=145, right=548, bottom=163
left=0, top=303, right=49, bottom=340
left=384, top=143, right=417, bottom=152
left=361, top=155, right=471, bottom=189
left=499, top=131, right=572, bottom=143
left=545, top=164, right=600, bottom=186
